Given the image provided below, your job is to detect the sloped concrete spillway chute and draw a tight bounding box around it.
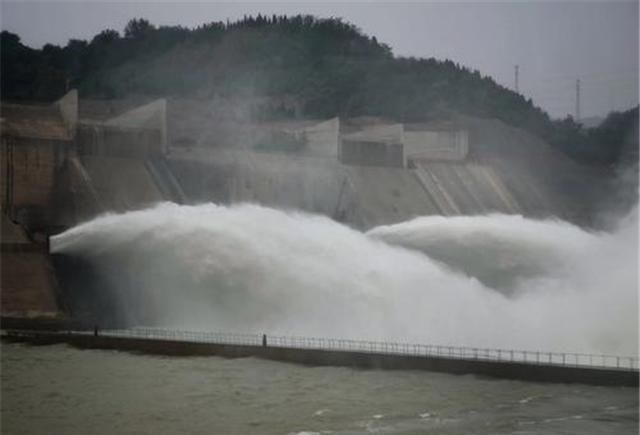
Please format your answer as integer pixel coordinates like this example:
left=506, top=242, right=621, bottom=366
left=344, top=165, right=436, bottom=228
left=68, top=102, right=607, bottom=230
left=78, top=157, right=165, bottom=213
left=165, top=147, right=598, bottom=231
left=459, top=114, right=607, bottom=223
left=413, top=162, right=523, bottom=216
left=144, top=157, right=187, bottom=204
left=168, top=148, right=354, bottom=220
left=70, top=97, right=181, bottom=218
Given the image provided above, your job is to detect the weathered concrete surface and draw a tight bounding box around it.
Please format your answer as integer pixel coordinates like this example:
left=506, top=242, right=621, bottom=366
left=105, top=99, right=167, bottom=153
left=79, top=157, right=165, bottom=213
left=0, top=90, right=77, bottom=141
left=459, top=114, right=607, bottom=224
left=1, top=213, right=29, bottom=244
left=165, top=140, right=601, bottom=230
left=340, top=122, right=405, bottom=168
left=76, top=124, right=163, bottom=158
left=0, top=94, right=74, bottom=225
left=0, top=94, right=78, bottom=322
left=145, top=157, right=187, bottom=204
left=414, top=162, right=523, bottom=216
left=344, top=165, right=435, bottom=228
left=55, top=89, right=78, bottom=136
left=3, top=331, right=638, bottom=387
left=404, top=121, right=469, bottom=162
left=169, top=147, right=436, bottom=227
left=169, top=148, right=350, bottom=218
left=302, top=117, right=340, bottom=157
left=0, top=250, right=62, bottom=319
left=0, top=94, right=176, bottom=326
left=1, top=216, right=62, bottom=319
left=72, top=100, right=608, bottom=226
left=0, top=137, right=64, bottom=219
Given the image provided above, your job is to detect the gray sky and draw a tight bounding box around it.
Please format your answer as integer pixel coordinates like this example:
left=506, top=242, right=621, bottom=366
left=1, top=1, right=638, bottom=119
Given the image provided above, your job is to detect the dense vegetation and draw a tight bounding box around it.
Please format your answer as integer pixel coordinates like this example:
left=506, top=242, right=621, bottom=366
left=1, top=15, right=637, bottom=165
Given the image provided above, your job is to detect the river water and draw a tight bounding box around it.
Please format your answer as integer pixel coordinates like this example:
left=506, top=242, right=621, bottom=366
left=1, top=342, right=637, bottom=435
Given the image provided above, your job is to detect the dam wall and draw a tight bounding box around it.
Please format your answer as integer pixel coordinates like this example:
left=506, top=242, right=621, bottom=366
left=0, top=93, right=78, bottom=324
left=168, top=148, right=353, bottom=220
left=162, top=111, right=607, bottom=230
left=71, top=99, right=608, bottom=228
left=1, top=93, right=180, bottom=326
left=76, top=124, right=163, bottom=158
left=165, top=142, right=590, bottom=230
left=79, top=157, right=165, bottom=213
left=459, top=115, right=607, bottom=224
left=1, top=249, right=62, bottom=319
left=1, top=216, right=62, bottom=320
left=413, top=162, right=523, bottom=216
left=0, top=91, right=76, bottom=229
left=70, top=97, right=179, bottom=217
left=344, top=165, right=435, bottom=228
left=404, top=123, right=469, bottom=162
left=2, top=95, right=613, bottom=332
left=3, top=329, right=638, bottom=387
left=0, top=137, right=64, bottom=222
left=73, top=102, right=604, bottom=228
left=104, top=99, right=167, bottom=153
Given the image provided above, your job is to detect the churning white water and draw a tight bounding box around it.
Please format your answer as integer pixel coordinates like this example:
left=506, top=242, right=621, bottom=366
left=51, top=203, right=638, bottom=355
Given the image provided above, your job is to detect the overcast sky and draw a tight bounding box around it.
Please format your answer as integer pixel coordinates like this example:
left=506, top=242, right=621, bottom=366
left=1, top=1, right=638, bottom=119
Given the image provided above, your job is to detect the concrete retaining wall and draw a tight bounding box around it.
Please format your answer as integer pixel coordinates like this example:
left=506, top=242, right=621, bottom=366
left=0, top=137, right=67, bottom=227
left=405, top=130, right=468, bottom=161
left=79, top=156, right=164, bottom=213
left=0, top=250, right=62, bottom=319
left=304, top=117, right=340, bottom=157
left=340, top=123, right=405, bottom=168
left=168, top=148, right=349, bottom=218
left=340, top=140, right=405, bottom=168
left=105, top=99, right=167, bottom=153
left=76, top=124, right=163, bottom=158
left=55, top=90, right=78, bottom=137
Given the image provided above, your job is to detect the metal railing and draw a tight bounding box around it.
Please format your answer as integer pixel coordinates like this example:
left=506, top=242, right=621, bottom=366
left=63, top=327, right=639, bottom=371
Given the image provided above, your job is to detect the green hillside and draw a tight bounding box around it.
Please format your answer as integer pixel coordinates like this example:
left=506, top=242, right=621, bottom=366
left=1, top=15, right=637, bottom=165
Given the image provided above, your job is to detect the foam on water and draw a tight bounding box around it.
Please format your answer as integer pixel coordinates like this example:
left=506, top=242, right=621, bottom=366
left=51, top=202, right=638, bottom=355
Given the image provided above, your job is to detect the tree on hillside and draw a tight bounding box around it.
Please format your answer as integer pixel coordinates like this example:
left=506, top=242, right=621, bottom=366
left=124, top=18, right=155, bottom=39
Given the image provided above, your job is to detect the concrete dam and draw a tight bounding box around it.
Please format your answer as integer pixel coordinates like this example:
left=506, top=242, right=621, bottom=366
left=164, top=113, right=603, bottom=230
left=2, top=93, right=636, bottom=384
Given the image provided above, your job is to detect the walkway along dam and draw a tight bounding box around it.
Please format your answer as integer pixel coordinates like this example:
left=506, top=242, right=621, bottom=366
left=3, top=328, right=638, bottom=387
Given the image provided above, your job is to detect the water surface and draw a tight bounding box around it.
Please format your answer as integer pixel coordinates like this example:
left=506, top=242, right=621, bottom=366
left=2, top=342, right=637, bottom=434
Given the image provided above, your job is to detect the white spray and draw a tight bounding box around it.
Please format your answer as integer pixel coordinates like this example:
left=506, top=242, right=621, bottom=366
left=52, top=203, right=638, bottom=355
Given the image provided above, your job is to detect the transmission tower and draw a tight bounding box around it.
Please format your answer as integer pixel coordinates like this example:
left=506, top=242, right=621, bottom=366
left=575, top=79, right=581, bottom=121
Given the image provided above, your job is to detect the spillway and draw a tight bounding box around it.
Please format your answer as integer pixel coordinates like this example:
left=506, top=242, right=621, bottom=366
left=50, top=202, right=638, bottom=356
